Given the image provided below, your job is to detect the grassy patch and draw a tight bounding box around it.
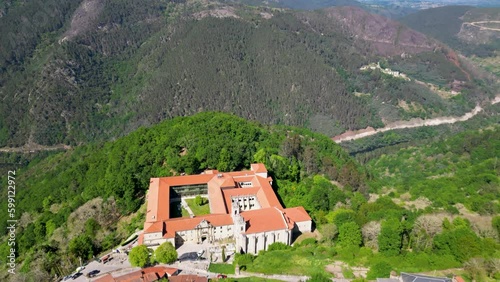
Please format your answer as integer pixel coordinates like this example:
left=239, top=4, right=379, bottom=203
left=186, top=198, right=210, bottom=216
left=246, top=245, right=332, bottom=277
left=170, top=201, right=189, bottom=218
left=209, top=263, right=235, bottom=274
left=293, top=232, right=319, bottom=245
left=342, top=267, right=355, bottom=279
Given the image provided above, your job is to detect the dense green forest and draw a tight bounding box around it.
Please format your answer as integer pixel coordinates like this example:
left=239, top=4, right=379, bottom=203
left=230, top=0, right=363, bottom=10
left=1, top=1, right=499, bottom=280
left=234, top=127, right=500, bottom=281
left=341, top=102, right=500, bottom=156
left=0, top=112, right=499, bottom=281
left=366, top=127, right=500, bottom=215
left=0, top=0, right=494, bottom=148
left=0, top=112, right=366, bottom=280
left=228, top=0, right=416, bottom=18
left=400, top=6, right=500, bottom=58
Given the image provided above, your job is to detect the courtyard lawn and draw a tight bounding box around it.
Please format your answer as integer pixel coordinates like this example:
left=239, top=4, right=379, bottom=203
left=208, top=263, right=235, bottom=274
left=170, top=201, right=190, bottom=218
left=186, top=198, right=210, bottom=216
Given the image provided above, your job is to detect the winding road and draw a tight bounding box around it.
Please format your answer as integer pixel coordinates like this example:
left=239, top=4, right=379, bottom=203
left=465, top=21, right=500, bottom=32
left=333, top=95, right=500, bottom=143
left=2, top=97, right=500, bottom=151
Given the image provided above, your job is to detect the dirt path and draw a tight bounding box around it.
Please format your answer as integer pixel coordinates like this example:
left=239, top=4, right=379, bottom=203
left=465, top=21, right=500, bottom=32
left=333, top=95, right=500, bottom=143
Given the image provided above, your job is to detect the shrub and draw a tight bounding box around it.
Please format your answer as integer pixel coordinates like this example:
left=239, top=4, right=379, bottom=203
left=319, top=223, right=338, bottom=242
left=234, top=253, right=255, bottom=268
left=195, top=195, right=207, bottom=206
left=367, top=261, right=393, bottom=280
left=268, top=242, right=291, bottom=251
left=102, top=232, right=119, bottom=251
left=298, top=238, right=317, bottom=246
left=68, top=235, right=96, bottom=260
left=338, top=222, right=362, bottom=247
left=307, top=272, right=331, bottom=282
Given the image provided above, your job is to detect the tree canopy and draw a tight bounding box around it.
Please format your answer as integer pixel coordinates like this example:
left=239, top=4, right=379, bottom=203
left=154, top=242, right=178, bottom=264
left=129, top=245, right=151, bottom=268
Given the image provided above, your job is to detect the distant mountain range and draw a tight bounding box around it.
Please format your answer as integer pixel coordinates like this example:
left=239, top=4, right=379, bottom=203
left=400, top=5, right=500, bottom=57
left=358, top=0, right=500, bottom=9
left=0, top=0, right=497, bottom=148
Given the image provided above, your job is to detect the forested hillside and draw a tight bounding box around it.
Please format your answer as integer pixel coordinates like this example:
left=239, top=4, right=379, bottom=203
left=0, top=112, right=366, bottom=280
left=367, top=127, right=500, bottom=215
left=229, top=0, right=416, bottom=18
left=239, top=126, right=499, bottom=281
left=400, top=6, right=500, bottom=58
left=0, top=0, right=495, bottom=148
left=1, top=112, right=499, bottom=280
left=1, top=0, right=499, bottom=281
left=231, top=0, right=363, bottom=10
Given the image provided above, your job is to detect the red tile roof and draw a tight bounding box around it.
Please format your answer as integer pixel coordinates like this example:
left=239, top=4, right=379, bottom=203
left=145, top=266, right=178, bottom=276
left=143, top=164, right=309, bottom=238
left=95, top=274, right=115, bottom=282
left=241, top=207, right=291, bottom=234
left=454, top=276, right=466, bottom=282
left=255, top=177, right=282, bottom=208
left=162, top=214, right=233, bottom=238
left=145, top=221, right=164, bottom=233
left=169, top=275, right=208, bottom=282
left=251, top=163, right=268, bottom=173
left=146, top=165, right=280, bottom=225
left=283, top=206, right=311, bottom=222
left=145, top=178, right=162, bottom=224
left=208, top=178, right=228, bottom=214
left=146, top=175, right=214, bottom=224
left=94, top=266, right=177, bottom=282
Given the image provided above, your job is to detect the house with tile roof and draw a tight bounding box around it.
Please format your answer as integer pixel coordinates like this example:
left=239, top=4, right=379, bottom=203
left=141, top=163, right=312, bottom=254
left=169, top=274, right=208, bottom=282
left=94, top=266, right=179, bottom=282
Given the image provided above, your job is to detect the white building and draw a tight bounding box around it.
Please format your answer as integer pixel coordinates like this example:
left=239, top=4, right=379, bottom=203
left=140, top=164, right=312, bottom=254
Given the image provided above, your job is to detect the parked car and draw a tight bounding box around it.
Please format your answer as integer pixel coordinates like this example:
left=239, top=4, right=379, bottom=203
left=217, top=274, right=227, bottom=279
left=86, top=270, right=100, bottom=278
left=101, top=254, right=111, bottom=264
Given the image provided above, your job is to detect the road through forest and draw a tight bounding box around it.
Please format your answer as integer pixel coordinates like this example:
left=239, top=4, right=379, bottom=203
left=333, top=95, right=500, bottom=143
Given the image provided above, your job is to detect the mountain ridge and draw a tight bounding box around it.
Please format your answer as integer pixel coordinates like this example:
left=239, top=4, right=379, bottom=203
left=0, top=0, right=495, bottom=148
